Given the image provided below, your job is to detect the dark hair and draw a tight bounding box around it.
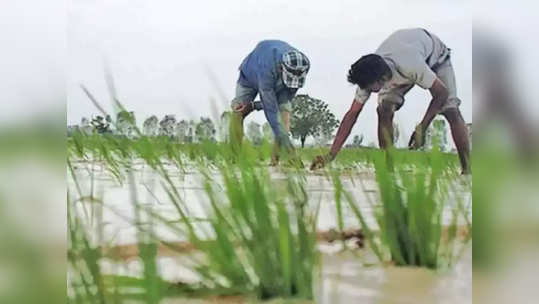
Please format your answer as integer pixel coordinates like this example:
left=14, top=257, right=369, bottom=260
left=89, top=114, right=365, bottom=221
left=347, top=54, right=391, bottom=89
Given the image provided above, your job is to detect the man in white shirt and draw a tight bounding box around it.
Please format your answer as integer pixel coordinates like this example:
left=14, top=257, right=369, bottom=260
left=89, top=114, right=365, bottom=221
left=312, top=28, right=470, bottom=174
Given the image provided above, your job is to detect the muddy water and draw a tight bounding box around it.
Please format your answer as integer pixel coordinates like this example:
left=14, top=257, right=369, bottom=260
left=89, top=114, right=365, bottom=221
left=69, top=160, right=472, bottom=304
left=317, top=245, right=472, bottom=304
left=99, top=245, right=471, bottom=304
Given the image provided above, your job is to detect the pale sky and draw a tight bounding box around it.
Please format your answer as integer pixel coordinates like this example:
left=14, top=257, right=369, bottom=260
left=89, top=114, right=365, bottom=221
left=67, top=0, right=472, bottom=146
left=0, top=0, right=65, bottom=126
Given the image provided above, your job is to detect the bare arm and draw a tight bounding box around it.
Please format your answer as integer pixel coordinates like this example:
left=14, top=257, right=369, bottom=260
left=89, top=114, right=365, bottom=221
left=329, top=100, right=365, bottom=160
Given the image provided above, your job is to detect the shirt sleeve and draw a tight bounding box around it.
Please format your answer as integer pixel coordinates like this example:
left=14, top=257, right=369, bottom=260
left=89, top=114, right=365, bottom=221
left=258, top=72, right=292, bottom=147
left=354, top=87, right=371, bottom=104
left=400, top=53, right=437, bottom=89
left=277, top=88, right=298, bottom=109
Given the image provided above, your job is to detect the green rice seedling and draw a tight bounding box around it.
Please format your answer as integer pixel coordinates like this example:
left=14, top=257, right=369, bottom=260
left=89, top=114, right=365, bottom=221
left=68, top=134, right=321, bottom=302
left=67, top=127, right=465, bottom=302
left=214, top=161, right=317, bottom=299
left=68, top=152, right=186, bottom=303
left=68, top=163, right=107, bottom=303
left=329, top=169, right=346, bottom=247
left=342, top=147, right=469, bottom=269
left=127, top=168, right=161, bottom=304
left=147, top=144, right=319, bottom=300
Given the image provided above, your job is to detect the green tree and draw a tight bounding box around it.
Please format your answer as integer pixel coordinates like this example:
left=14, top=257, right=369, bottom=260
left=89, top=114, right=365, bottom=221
left=393, top=122, right=400, bottom=146
left=159, top=115, right=177, bottom=138
left=195, top=117, right=216, bottom=142
left=116, top=111, right=136, bottom=138
left=143, top=115, right=159, bottom=136
left=290, top=94, right=339, bottom=148
left=175, top=119, right=189, bottom=142
left=80, top=117, right=94, bottom=135
left=90, top=115, right=111, bottom=134
left=426, top=119, right=449, bottom=151
left=219, top=111, right=233, bottom=142
left=246, top=121, right=263, bottom=145
left=350, top=134, right=364, bottom=147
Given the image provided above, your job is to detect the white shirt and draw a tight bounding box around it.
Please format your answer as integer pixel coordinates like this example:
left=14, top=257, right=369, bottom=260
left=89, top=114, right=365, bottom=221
left=355, top=28, right=450, bottom=104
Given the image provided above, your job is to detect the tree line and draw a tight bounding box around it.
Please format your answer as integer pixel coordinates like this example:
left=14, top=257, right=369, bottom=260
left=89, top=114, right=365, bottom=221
left=67, top=111, right=218, bottom=142
left=68, top=94, right=453, bottom=150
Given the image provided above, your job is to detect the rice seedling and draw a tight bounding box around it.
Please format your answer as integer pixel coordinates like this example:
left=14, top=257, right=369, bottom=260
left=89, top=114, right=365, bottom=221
left=67, top=159, right=107, bottom=303
left=68, top=129, right=321, bottom=302
left=143, top=141, right=320, bottom=300
left=340, top=146, right=470, bottom=269
left=68, top=126, right=469, bottom=304
left=67, top=79, right=467, bottom=302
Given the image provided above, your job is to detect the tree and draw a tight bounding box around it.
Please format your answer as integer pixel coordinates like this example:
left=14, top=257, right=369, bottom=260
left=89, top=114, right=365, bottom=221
left=195, top=117, right=216, bottom=142
left=426, top=119, right=449, bottom=151
left=91, top=115, right=111, bottom=134
left=350, top=134, right=364, bottom=147
left=186, top=120, right=196, bottom=142
left=246, top=121, right=263, bottom=145
left=143, top=115, right=159, bottom=136
left=393, top=122, right=400, bottom=146
left=290, top=94, right=339, bottom=148
left=159, top=115, right=177, bottom=138
left=219, top=111, right=232, bottom=142
left=174, top=120, right=189, bottom=142
left=116, top=111, right=136, bottom=138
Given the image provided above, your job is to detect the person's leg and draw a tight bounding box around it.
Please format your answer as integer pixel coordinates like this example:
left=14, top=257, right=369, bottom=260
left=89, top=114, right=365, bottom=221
left=377, top=86, right=411, bottom=148
left=377, top=102, right=395, bottom=148
left=442, top=108, right=471, bottom=174
left=435, top=59, right=471, bottom=174
left=229, top=84, right=257, bottom=152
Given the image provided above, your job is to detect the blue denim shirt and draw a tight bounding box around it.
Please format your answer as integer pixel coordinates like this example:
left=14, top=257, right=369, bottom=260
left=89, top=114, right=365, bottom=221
left=238, top=40, right=298, bottom=147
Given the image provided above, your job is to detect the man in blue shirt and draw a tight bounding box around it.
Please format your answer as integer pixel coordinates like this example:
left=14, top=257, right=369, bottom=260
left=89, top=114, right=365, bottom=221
left=230, top=40, right=310, bottom=163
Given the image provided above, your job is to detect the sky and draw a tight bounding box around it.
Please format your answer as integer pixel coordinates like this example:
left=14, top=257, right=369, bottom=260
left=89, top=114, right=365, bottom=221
left=0, top=1, right=65, bottom=125
left=67, top=0, right=472, bottom=146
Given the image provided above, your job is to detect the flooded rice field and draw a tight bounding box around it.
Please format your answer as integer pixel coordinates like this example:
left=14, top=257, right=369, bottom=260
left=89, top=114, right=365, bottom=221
left=68, top=159, right=472, bottom=303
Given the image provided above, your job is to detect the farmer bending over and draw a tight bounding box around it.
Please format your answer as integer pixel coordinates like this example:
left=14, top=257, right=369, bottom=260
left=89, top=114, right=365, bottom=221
left=311, top=28, right=470, bottom=174
left=230, top=40, right=310, bottom=164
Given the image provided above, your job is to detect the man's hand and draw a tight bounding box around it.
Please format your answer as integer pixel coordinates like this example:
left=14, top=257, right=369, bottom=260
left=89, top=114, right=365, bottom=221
left=408, top=125, right=426, bottom=150
left=232, top=102, right=247, bottom=113
left=232, top=102, right=256, bottom=117
left=310, top=154, right=331, bottom=170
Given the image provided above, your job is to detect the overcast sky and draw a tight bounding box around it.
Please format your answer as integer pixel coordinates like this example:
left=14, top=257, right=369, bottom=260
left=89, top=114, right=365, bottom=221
left=67, top=0, right=472, bottom=146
